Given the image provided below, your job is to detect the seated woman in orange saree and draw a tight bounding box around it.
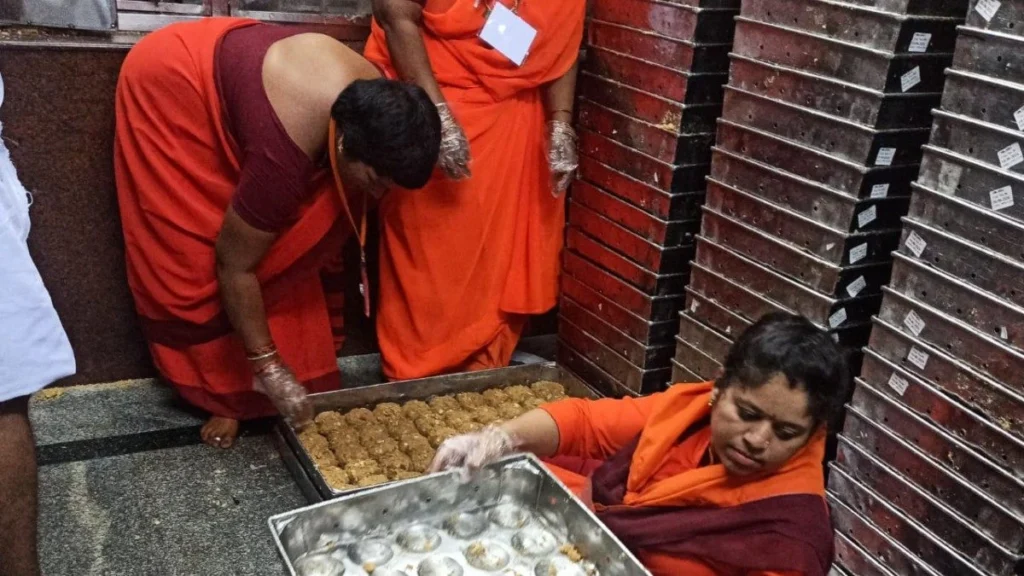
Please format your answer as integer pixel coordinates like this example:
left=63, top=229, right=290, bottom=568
left=114, top=18, right=440, bottom=448
left=431, top=313, right=849, bottom=575
left=363, top=0, right=584, bottom=380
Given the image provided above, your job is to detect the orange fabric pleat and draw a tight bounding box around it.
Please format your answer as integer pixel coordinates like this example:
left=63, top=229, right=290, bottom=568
left=364, top=0, right=585, bottom=380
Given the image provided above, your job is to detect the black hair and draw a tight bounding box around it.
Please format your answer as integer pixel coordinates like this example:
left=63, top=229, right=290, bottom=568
left=331, top=79, right=441, bottom=189
left=717, top=312, right=850, bottom=428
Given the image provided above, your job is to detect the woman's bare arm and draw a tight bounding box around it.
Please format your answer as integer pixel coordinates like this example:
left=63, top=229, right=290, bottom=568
left=499, top=409, right=561, bottom=458
left=543, top=61, right=579, bottom=123
left=373, top=0, right=445, bottom=104
left=215, top=207, right=276, bottom=363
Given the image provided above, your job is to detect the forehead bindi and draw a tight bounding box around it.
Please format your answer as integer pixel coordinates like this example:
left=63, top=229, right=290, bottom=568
left=732, top=375, right=812, bottom=429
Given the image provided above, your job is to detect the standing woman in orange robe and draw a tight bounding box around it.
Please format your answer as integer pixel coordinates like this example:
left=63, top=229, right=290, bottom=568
left=365, top=0, right=584, bottom=379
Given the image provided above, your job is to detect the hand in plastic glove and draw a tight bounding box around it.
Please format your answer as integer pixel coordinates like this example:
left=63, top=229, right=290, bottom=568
left=252, top=360, right=314, bottom=430
left=547, top=120, right=578, bottom=197
left=436, top=102, right=471, bottom=180
left=428, top=426, right=519, bottom=480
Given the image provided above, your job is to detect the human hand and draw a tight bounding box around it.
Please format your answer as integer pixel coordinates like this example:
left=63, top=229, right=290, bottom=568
left=428, top=426, right=519, bottom=479
left=252, top=360, right=314, bottom=430
left=547, top=120, right=578, bottom=197
left=436, top=102, right=471, bottom=180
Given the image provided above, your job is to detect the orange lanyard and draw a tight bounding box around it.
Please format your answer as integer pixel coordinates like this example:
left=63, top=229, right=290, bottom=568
left=328, top=119, right=371, bottom=318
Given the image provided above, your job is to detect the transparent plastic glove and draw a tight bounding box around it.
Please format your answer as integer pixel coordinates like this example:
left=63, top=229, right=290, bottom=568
left=547, top=120, right=578, bottom=197
left=252, top=360, right=314, bottom=430
left=436, top=102, right=471, bottom=180
left=428, top=426, right=519, bottom=480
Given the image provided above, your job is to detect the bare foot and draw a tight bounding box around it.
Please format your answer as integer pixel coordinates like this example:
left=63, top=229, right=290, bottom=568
left=201, top=416, right=239, bottom=449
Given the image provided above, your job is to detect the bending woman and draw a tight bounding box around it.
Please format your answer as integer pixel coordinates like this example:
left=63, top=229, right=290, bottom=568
left=432, top=313, right=849, bottom=575
left=114, top=18, right=440, bottom=448
left=366, top=0, right=584, bottom=380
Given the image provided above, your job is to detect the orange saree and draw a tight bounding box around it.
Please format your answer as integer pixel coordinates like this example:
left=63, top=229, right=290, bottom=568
left=113, top=18, right=350, bottom=419
left=363, top=0, right=585, bottom=380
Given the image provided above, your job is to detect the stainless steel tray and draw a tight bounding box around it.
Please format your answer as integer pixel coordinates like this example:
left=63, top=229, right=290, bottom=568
left=716, top=119, right=922, bottom=197
left=577, top=73, right=722, bottom=137
left=582, top=46, right=728, bottom=108
left=560, top=297, right=675, bottom=368
left=951, top=25, right=1024, bottom=86
left=710, top=147, right=913, bottom=232
left=928, top=110, right=1024, bottom=176
left=964, top=0, right=1024, bottom=38
left=721, top=86, right=931, bottom=166
left=741, top=0, right=962, bottom=53
left=566, top=228, right=689, bottom=296
left=579, top=128, right=711, bottom=193
left=269, top=454, right=652, bottom=576
left=586, top=20, right=732, bottom=74
left=846, top=379, right=1024, bottom=515
left=568, top=201, right=696, bottom=274
left=561, top=274, right=678, bottom=345
left=684, top=288, right=752, bottom=339
left=917, top=145, right=1024, bottom=225
left=833, top=0, right=969, bottom=17
left=727, top=54, right=942, bottom=129
left=907, top=181, right=1024, bottom=262
left=572, top=182, right=698, bottom=247
left=677, top=312, right=731, bottom=362
left=867, top=316, right=1024, bottom=438
left=563, top=251, right=684, bottom=322
left=558, top=343, right=644, bottom=400
left=940, top=68, right=1024, bottom=132
left=578, top=99, right=716, bottom=165
left=591, top=0, right=737, bottom=43
left=559, top=318, right=671, bottom=394
left=670, top=358, right=706, bottom=384
left=731, top=18, right=955, bottom=92
left=578, top=156, right=706, bottom=221
left=673, top=334, right=723, bottom=380
left=833, top=531, right=903, bottom=576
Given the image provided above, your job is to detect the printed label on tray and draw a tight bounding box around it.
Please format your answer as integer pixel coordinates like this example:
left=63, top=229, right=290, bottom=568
left=690, top=300, right=699, bottom=313
left=937, top=161, right=963, bottom=195
left=888, top=373, right=910, bottom=396
left=904, top=310, right=926, bottom=336
left=908, top=33, right=932, bottom=53
left=990, top=186, right=1015, bottom=211
left=900, top=67, right=922, bottom=92
left=858, top=205, right=878, bottom=229
left=905, top=231, right=927, bottom=257
left=829, top=308, right=848, bottom=329
left=870, top=183, right=890, bottom=198
left=876, top=147, right=897, bottom=166
left=975, top=0, right=1002, bottom=21
left=999, top=326, right=1009, bottom=340
left=998, top=142, right=1024, bottom=170
left=846, top=276, right=867, bottom=297
left=1015, top=105, right=1024, bottom=131
left=907, top=347, right=930, bottom=370
left=849, top=243, right=868, bottom=264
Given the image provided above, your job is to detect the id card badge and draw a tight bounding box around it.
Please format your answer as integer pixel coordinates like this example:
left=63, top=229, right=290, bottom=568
left=479, top=3, right=537, bottom=66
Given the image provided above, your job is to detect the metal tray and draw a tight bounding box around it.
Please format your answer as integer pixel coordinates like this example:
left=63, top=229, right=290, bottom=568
left=684, top=288, right=752, bottom=339
left=847, top=378, right=1024, bottom=514
left=827, top=466, right=987, bottom=576
left=558, top=342, right=645, bottom=399
left=694, top=236, right=883, bottom=328
left=586, top=20, right=732, bottom=74
left=896, top=217, right=1024, bottom=308
left=591, top=0, right=738, bottom=43
left=579, top=128, right=711, bottom=193
left=577, top=74, right=722, bottom=138
left=582, top=46, right=728, bottom=107
left=907, top=181, right=1024, bottom=263
left=831, top=0, right=969, bottom=17
left=710, top=147, right=913, bottom=232
left=721, top=85, right=931, bottom=166
left=560, top=297, right=675, bottom=368
left=563, top=251, right=684, bottom=322
left=578, top=155, right=706, bottom=220
left=578, top=99, right=716, bottom=165
left=727, top=54, right=942, bottom=130
left=558, top=317, right=672, bottom=394
left=964, top=0, right=1024, bottom=38
left=867, top=316, right=1024, bottom=438
left=673, top=335, right=723, bottom=380
left=838, top=415, right=1024, bottom=548
left=951, top=25, right=1024, bottom=86
left=886, top=253, right=1024, bottom=351
left=716, top=119, right=922, bottom=197
left=568, top=202, right=696, bottom=274
left=731, top=18, right=955, bottom=92
left=928, top=110, right=1024, bottom=176
left=940, top=68, right=1024, bottom=132
left=269, top=454, right=652, bottom=576
left=833, top=531, right=904, bottom=576
left=561, top=274, right=678, bottom=345
left=677, top=312, right=732, bottom=362
left=916, top=145, right=1024, bottom=225
left=566, top=228, right=689, bottom=296
left=670, top=358, right=707, bottom=384
left=572, top=179, right=698, bottom=246
left=741, top=0, right=962, bottom=54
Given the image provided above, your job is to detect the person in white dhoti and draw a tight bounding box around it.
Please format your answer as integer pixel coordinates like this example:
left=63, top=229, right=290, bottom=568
left=0, top=71, right=76, bottom=576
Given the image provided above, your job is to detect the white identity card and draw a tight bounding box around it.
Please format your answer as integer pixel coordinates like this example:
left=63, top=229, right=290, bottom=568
left=479, top=3, right=537, bottom=67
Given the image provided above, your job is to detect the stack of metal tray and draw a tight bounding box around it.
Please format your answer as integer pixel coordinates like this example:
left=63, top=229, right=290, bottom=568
left=561, top=0, right=741, bottom=396
left=269, top=454, right=651, bottom=576
left=672, top=0, right=971, bottom=384
left=828, top=2, right=1024, bottom=574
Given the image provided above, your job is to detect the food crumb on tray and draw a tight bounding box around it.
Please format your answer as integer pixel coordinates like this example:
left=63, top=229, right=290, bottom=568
left=559, top=544, right=583, bottom=562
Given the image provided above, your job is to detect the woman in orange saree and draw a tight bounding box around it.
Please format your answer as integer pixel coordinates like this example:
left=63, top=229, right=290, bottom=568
left=364, top=0, right=584, bottom=380
left=431, top=313, right=849, bottom=575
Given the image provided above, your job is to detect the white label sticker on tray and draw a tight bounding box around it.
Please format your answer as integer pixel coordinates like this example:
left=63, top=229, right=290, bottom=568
left=846, top=276, right=868, bottom=297
left=876, top=147, right=897, bottom=166
left=871, top=183, right=890, bottom=198
left=904, top=310, right=926, bottom=336
left=907, top=346, right=930, bottom=369
left=908, top=32, right=932, bottom=53
left=905, top=231, right=927, bottom=257
left=858, top=205, right=878, bottom=229
left=690, top=300, right=700, bottom=313
left=832, top=333, right=840, bottom=342
left=975, top=0, right=1001, bottom=21
left=998, top=142, right=1024, bottom=170
left=1015, top=105, right=1024, bottom=131
left=990, top=186, right=1015, bottom=211
left=901, top=67, right=922, bottom=92
left=849, top=243, right=868, bottom=264
left=999, top=326, right=1009, bottom=340
left=937, top=161, right=963, bottom=195
left=888, top=373, right=910, bottom=396
left=829, top=308, right=848, bottom=328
